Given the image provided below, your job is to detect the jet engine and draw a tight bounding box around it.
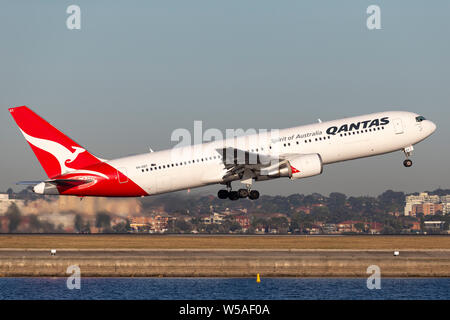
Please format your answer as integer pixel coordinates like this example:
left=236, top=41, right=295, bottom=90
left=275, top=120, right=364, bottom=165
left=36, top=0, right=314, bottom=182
left=288, top=153, right=323, bottom=179
left=256, top=153, right=323, bottom=181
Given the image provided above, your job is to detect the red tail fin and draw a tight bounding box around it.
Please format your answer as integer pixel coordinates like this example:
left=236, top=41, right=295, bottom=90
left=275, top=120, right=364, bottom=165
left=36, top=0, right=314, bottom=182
left=9, top=106, right=103, bottom=179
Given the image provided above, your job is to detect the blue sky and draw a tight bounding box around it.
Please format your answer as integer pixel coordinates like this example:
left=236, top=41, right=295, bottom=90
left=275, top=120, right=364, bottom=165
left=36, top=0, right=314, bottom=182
left=0, top=1, right=449, bottom=197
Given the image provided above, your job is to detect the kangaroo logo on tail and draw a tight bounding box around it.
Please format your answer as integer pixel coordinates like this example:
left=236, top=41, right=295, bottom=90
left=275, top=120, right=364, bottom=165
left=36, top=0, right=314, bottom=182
left=20, top=129, right=108, bottom=179
left=20, top=129, right=86, bottom=174
left=67, top=146, right=86, bottom=164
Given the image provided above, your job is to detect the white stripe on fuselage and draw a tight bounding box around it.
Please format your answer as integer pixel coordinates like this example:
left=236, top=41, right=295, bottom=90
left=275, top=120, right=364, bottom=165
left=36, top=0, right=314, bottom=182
left=106, top=111, right=434, bottom=195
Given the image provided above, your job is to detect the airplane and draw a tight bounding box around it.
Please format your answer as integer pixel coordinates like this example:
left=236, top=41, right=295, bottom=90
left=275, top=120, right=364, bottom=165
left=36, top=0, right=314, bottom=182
left=9, top=106, right=436, bottom=200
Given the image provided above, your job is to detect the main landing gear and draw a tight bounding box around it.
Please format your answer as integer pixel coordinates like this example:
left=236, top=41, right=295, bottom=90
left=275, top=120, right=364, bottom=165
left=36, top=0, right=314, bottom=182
left=217, top=182, right=260, bottom=200
left=403, top=145, right=414, bottom=168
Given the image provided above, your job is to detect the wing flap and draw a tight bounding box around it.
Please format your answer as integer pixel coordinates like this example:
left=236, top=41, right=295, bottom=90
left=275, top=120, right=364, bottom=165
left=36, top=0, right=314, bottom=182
left=216, top=147, right=300, bottom=179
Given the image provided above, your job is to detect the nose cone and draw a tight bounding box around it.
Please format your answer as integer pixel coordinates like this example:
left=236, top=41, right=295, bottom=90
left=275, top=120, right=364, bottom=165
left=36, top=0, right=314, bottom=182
left=427, top=120, right=437, bottom=135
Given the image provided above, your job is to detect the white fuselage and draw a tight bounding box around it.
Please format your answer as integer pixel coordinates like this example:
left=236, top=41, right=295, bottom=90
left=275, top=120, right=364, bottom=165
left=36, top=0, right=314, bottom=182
left=107, top=111, right=436, bottom=195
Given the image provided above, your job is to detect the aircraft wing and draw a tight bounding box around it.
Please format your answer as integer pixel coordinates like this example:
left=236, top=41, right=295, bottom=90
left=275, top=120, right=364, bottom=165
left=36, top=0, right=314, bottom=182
left=216, top=147, right=299, bottom=180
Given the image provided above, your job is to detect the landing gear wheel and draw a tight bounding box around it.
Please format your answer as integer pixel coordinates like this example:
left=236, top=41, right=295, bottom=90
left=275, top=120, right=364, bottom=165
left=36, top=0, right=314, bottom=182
left=217, top=189, right=229, bottom=199
left=238, top=189, right=249, bottom=198
left=228, top=191, right=239, bottom=201
left=403, top=159, right=413, bottom=167
left=248, top=190, right=260, bottom=200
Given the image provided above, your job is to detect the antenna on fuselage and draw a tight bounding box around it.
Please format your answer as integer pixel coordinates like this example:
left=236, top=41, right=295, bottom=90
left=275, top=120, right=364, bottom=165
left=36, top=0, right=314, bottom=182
left=318, top=119, right=322, bottom=123
left=149, top=147, right=154, bottom=153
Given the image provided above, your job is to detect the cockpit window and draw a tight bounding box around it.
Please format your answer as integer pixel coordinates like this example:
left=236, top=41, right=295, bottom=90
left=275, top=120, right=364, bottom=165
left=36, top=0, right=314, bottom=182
left=416, top=116, right=426, bottom=122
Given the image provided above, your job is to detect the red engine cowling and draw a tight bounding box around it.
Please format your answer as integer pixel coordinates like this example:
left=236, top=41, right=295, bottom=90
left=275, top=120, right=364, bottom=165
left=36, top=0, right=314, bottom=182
left=288, top=153, right=323, bottom=180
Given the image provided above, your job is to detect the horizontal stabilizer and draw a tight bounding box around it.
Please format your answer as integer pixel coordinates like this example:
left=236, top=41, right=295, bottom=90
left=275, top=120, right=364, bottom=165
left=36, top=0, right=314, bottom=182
left=45, top=179, right=93, bottom=187
left=17, top=179, right=93, bottom=195
left=18, top=179, right=92, bottom=187
left=16, top=181, right=44, bottom=185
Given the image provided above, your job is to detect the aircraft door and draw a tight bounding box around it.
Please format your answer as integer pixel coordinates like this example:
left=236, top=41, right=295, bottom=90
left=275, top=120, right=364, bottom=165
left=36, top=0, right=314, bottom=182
left=117, top=168, right=128, bottom=184
left=393, top=118, right=404, bottom=134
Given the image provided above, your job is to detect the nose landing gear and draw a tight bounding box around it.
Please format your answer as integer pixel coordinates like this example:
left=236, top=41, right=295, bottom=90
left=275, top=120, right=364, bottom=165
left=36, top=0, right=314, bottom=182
left=402, top=145, right=414, bottom=168
left=403, top=159, right=413, bottom=167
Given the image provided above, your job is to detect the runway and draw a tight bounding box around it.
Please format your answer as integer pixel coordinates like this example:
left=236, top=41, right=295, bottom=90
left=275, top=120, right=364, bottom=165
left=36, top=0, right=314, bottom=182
left=0, top=248, right=449, bottom=277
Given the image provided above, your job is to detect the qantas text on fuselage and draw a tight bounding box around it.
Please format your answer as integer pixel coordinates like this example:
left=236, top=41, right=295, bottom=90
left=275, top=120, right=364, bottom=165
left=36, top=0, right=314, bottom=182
left=9, top=106, right=436, bottom=200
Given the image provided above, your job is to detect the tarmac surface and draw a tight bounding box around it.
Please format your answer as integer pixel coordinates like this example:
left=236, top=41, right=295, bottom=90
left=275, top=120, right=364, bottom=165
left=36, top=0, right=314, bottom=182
left=0, top=248, right=449, bottom=258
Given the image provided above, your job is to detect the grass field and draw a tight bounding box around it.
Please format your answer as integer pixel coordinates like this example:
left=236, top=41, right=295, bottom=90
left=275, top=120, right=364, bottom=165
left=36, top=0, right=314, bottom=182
left=0, top=234, right=449, bottom=250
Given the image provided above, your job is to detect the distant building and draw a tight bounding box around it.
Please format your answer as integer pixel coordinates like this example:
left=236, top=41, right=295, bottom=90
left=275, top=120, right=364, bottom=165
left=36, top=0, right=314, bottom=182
left=129, top=216, right=151, bottom=232
left=202, top=213, right=225, bottom=225
left=254, top=225, right=266, bottom=234
left=336, top=221, right=382, bottom=234
left=441, top=195, right=450, bottom=215
left=423, top=221, right=445, bottom=232
left=368, top=222, right=383, bottom=234
left=404, top=192, right=447, bottom=216
left=322, top=223, right=337, bottom=234
left=234, top=216, right=250, bottom=231
left=412, top=203, right=443, bottom=216
left=129, top=215, right=170, bottom=233
left=305, top=225, right=321, bottom=235
left=337, top=221, right=361, bottom=233
left=149, top=215, right=170, bottom=233
left=410, top=221, right=421, bottom=231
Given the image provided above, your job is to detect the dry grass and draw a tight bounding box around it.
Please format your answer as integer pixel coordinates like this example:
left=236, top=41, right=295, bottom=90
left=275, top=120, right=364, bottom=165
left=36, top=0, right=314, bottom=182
left=0, top=234, right=449, bottom=250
